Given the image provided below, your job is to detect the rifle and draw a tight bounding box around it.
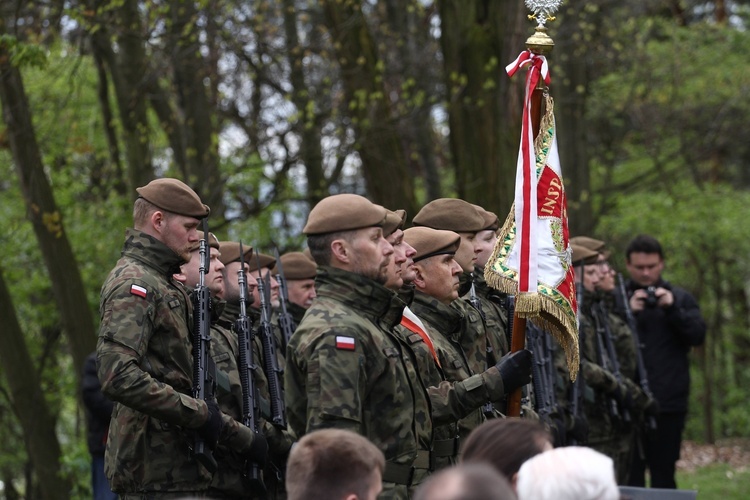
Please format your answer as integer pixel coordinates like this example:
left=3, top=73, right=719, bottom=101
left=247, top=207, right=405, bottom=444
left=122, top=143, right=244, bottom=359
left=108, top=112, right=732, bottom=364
left=236, top=243, right=265, bottom=489
left=568, top=264, right=586, bottom=445
left=617, top=273, right=657, bottom=431
left=255, top=252, right=287, bottom=428
left=191, top=220, right=219, bottom=473
left=468, top=274, right=497, bottom=418
left=527, top=322, right=556, bottom=422
left=591, top=304, right=624, bottom=425
left=273, top=248, right=296, bottom=349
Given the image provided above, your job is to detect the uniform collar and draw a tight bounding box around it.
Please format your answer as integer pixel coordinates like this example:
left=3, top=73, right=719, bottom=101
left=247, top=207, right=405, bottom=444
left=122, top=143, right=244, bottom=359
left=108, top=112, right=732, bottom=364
left=122, top=228, right=184, bottom=277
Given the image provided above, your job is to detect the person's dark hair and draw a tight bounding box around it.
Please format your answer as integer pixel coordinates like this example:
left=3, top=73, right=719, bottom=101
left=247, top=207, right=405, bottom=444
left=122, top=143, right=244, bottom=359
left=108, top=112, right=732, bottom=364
left=413, top=463, right=516, bottom=500
left=307, top=230, right=356, bottom=266
left=285, top=429, right=385, bottom=500
left=625, top=234, right=663, bottom=261
left=461, top=418, right=551, bottom=481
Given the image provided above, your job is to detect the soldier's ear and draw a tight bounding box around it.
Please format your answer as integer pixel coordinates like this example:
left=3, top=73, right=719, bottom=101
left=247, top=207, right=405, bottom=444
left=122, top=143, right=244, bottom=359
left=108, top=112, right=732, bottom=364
left=330, top=239, right=350, bottom=264
left=173, top=272, right=187, bottom=284
left=412, top=266, right=426, bottom=289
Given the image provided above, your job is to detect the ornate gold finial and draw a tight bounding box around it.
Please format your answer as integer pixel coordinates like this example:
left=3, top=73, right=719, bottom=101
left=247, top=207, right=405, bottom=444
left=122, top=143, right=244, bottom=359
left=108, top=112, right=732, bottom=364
left=524, top=0, right=562, bottom=54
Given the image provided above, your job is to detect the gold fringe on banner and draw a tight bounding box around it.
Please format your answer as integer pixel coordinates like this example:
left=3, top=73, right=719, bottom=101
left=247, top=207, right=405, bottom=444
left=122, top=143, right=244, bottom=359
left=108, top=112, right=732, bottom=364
left=484, top=93, right=580, bottom=382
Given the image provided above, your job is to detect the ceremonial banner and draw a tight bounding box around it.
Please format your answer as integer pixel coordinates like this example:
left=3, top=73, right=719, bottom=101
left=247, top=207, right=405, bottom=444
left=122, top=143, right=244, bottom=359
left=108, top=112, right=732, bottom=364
left=485, top=52, right=578, bottom=379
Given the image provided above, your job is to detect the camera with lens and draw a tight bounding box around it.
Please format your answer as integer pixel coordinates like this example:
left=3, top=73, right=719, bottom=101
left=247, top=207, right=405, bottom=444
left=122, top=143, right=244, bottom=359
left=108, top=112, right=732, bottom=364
left=644, top=286, right=658, bottom=308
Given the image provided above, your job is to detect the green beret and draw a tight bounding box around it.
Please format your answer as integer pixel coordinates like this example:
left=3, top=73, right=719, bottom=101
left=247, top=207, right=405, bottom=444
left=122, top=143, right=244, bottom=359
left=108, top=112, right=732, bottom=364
left=412, top=198, right=485, bottom=233
left=218, top=241, right=254, bottom=265
left=136, top=178, right=210, bottom=218
left=383, top=209, right=407, bottom=237
left=404, top=227, right=461, bottom=263
left=570, top=236, right=606, bottom=253
left=303, top=194, right=387, bottom=235
left=472, top=204, right=499, bottom=231
left=571, top=243, right=599, bottom=265
left=188, top=231, right=220, bottom=253
left=275, top=252, right=317, bottom=280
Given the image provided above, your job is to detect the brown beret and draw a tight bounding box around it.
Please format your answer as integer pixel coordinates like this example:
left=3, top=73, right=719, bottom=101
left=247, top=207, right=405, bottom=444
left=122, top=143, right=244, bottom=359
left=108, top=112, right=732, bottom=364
left=570, top=236, right=606, bottom=253
left=303, top=194, right=387, bottom=235
left=275, top=252, right=317, bottom=280
left=472, top=204, right=500, bottom=231
left=188, top=231, right=220, bottom=253
left=247, top=252, right=276, bottom=273
left=383, top=209, right=407, bottom=237
left=136, top=178, right=210, bottom=218
left=218, top=241, right=254, bottom=265
left=412, top=198, right=485, bottom=233
left=571, top=243, right=599, bottom=265
left=404, top=227, right=461, bottom=263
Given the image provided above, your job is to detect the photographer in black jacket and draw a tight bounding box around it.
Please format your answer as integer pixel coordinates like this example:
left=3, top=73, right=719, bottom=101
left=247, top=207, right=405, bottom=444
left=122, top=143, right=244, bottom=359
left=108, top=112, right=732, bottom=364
left=623, top=235, right=706, bottom=489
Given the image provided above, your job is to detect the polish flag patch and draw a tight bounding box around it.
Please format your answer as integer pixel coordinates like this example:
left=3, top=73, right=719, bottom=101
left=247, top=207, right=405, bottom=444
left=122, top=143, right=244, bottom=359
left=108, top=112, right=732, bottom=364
left=130, top=284, right=148, bottom=299
left=335, top=336, right=355, bottom=351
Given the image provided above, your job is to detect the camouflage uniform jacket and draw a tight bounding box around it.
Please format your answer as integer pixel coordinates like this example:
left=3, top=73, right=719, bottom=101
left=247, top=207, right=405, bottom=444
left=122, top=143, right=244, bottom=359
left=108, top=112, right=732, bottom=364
left=411, top=293, right=487, bottom=440
left=97, top=229, right=258, bottom=494
left=285, top=266, right=431, bottom=497
left=395, top=292, right=505, bottom=469
left=469, top=267, right=510, bottom=360
left=579, top=291, right=619, bottom=446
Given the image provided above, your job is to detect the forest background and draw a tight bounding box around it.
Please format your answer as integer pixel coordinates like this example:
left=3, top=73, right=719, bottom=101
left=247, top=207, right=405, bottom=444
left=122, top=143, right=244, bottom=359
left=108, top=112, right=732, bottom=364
left=1, top=0, right=749, bottom=498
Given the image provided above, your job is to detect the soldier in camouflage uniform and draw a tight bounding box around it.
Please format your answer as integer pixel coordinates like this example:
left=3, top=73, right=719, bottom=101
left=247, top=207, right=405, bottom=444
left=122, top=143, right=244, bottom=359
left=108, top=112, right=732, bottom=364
left=381, top=214, right=520, bottom=471
left=96, top=178, right=266, bottom=498
left=243, top=252, right=293, bottom=498
left=274, top=252, right=317, bottom=325
left=403, top=226, right=532, bottom=441
left=285, top=194, right=433, bottom=498
left=412, top=200, right=509, bottom=409
left=573, top=237, right=657, bottom=484
left=211, top=241, right=294, bottom=499
left=571, top=243, right=629, bottom=471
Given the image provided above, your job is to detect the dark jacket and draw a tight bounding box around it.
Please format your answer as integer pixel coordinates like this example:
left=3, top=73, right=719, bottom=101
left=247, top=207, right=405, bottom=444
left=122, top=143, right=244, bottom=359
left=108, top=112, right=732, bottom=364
left=626, top=278, right=706, bottom=413
left=81, top=352, right=114, bottom=456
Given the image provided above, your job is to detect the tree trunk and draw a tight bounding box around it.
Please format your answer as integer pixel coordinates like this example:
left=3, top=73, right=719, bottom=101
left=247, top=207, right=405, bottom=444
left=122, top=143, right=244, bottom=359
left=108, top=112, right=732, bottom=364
left=0, top=36, right=96, bottom=383
left=283, top=0, right=326, bottom=206
left=167, top=0, right=225, bottom=219
left=321, top=0, right=418, bottom=215
left=553, top=1, right=595, bottom=236
left=86, top=0, right=154, bottom=195
left=437, top=0, right=525, bottom=216
left=0, top=268, right=70, bottom=500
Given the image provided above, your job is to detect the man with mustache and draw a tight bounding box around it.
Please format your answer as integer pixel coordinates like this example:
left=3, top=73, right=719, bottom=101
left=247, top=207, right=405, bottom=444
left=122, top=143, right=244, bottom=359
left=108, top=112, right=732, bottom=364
left=285, top=194, right=433, bottom=497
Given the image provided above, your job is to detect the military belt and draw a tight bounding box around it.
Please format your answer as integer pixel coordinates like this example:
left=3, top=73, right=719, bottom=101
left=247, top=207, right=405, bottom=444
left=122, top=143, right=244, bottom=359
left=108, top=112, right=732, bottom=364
left=382, top=450, right=433, bottom=486
left=433, top=437, right=460, bottom=458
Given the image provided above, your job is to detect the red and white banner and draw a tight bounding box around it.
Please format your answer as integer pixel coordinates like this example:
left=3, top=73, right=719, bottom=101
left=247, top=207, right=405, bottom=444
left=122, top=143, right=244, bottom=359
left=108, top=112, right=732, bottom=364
left=485, top=50, right=578, bottom=379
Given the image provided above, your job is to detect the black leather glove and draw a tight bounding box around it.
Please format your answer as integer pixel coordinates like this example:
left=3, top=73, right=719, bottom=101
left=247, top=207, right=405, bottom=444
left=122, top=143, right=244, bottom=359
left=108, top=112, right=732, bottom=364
left=644, top=396, right=660, bottom=417
left=246, top=432, right=269, bottom=467
left=496, top=349, right=532, bottom=393
left=549, top=416, right=567, bottom=448
left=197, top=400, right=224, bottom=450
left=569, top=415, right=589, bottom=444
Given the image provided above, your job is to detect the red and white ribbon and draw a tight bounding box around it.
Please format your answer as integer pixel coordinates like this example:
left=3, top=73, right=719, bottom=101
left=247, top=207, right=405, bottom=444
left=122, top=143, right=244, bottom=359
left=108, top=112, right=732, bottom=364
left=507, top=50, right=551, bottom=296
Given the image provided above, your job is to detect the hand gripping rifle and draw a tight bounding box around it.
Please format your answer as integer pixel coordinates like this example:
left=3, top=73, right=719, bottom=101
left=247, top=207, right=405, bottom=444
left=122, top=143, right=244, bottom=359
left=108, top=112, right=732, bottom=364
left=617, top=273, right=657, bottom=431
left=273, top=248, right=296, bottom=349
left=191, top=219, right=219, bottom=472
left=236, top=243, right=265, bottom=489
left=255, top=252, right=287, bottom=428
